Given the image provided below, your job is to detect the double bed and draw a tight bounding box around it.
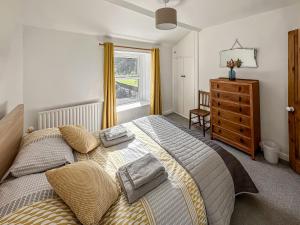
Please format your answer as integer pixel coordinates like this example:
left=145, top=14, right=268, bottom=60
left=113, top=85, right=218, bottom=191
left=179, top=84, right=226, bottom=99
left=0, top=105, right=257, bottom=225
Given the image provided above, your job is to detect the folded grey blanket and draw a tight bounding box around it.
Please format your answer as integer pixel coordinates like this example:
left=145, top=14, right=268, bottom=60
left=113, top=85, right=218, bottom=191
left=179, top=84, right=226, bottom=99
left=126, top=153, right=165, bottom=189
left=100, top=130, right=135, bottom=147
left=117, top=166, right=168, bottom=204
left=104, top=125, right=127, bottom=141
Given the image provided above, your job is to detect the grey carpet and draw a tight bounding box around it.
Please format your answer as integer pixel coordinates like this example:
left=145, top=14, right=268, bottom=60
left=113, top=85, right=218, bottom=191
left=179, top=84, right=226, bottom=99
left=165, top=113, right=300, bottom=225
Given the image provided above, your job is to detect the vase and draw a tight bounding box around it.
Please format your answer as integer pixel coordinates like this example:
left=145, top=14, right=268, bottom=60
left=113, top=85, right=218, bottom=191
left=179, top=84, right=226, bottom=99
left=228, top=69, right=236, bottom=81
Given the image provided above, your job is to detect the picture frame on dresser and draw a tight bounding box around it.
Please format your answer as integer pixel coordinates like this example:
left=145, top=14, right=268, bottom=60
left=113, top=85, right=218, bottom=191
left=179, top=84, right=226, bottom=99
left=210, top=78, right=261, bottom=159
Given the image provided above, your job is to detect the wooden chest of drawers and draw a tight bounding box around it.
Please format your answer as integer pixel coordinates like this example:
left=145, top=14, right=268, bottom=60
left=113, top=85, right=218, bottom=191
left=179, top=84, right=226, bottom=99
left=210, top=78, right=260, bottom=159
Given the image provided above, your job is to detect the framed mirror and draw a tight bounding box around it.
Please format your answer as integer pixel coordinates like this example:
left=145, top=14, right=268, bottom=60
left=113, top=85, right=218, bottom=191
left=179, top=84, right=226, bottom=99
left=220, top=48, right=258, bottom=68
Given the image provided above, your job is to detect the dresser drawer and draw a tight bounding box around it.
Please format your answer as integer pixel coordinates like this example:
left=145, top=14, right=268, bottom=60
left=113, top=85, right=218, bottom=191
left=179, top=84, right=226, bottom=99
left=211, top=99, right=250, bottom=115
left=212, top=117, right=251, bottom=137
left=211, top=108, right=250, bottom=127
left=212, top=125, right=251, bottom=149
left=211, top=91, right=250, bottom=105
left=211, top=82, right=250, bottom=94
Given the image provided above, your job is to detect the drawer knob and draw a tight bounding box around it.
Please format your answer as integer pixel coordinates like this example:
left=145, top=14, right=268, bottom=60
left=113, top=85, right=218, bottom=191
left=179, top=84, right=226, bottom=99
left=239, top=117, right=242, bottom=122
left=218, top=120, right=221, bottom=125
left=240, top=138, right=244, bottom=143
left=218, top=111, right=221, bottom=116
left=239, top=107, right=242, bottom=112
left=217, top=93, right=220, bottom=98
left=240, top=128, right=244, bottom=133
left=217, top=84, right=219, bottom=88
left=239, top=96, right=242, bottom=102
left=218, top=102, right=221, bottom=106
left=238, top=86, right=242, bottom=92
left=218, top=129, right=222, bottom=133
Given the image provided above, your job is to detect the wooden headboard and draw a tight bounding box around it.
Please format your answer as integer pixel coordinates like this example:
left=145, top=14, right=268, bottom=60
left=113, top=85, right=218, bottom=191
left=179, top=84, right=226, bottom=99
left=0, top=104, right=24, bottom=180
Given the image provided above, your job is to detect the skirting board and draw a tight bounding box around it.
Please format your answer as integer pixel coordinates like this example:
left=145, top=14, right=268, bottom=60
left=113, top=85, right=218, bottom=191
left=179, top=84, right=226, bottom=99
left=162, top=109, right=174, bottom=116
left=279, top=152, right=289, bottom=162
left=172, top=112, right=189, bottom=119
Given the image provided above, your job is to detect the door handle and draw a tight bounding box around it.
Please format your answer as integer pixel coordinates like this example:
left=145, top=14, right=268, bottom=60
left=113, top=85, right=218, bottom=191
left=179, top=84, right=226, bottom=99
left=181, top=75, right=186, bottom=78
left=286, top=106, right=295, bottom=112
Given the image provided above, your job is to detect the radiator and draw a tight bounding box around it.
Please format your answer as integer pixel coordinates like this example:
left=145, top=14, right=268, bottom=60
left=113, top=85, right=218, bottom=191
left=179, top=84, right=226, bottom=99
left=38, top=102, right=102, bottom=132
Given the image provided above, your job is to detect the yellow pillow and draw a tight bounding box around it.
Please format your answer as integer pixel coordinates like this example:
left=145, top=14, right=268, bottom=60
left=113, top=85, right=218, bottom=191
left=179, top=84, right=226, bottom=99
left=46, top=160, right=120, bottom=225
left=59, top=125, right=99, bottom=153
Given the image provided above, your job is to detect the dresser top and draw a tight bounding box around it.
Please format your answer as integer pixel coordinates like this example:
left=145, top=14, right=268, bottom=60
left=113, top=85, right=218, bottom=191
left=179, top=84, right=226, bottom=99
left=210, top=78, right=259, bottom=84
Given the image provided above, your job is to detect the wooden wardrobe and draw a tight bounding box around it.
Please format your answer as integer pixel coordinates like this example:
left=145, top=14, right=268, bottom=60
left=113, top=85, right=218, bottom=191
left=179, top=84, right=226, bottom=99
left=210, top=78, right=261, bottom=159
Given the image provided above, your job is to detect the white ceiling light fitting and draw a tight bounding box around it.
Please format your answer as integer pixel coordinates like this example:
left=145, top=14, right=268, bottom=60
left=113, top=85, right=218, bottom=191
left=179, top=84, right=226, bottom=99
left=155, top=0, right=177, bottom=30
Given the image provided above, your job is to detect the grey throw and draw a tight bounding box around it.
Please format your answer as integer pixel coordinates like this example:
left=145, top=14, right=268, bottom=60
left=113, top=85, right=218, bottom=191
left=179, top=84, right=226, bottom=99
left=133, top=116, right=235, bottom=225
left=133, top=116, right=258, bottom=225
left=117, top=166, right=168, bottom=204
left=100, top=130, right=135, bottom=147
left=104, top=125, right=127, bottom=141
left=126, top=153, right=166, bottom=189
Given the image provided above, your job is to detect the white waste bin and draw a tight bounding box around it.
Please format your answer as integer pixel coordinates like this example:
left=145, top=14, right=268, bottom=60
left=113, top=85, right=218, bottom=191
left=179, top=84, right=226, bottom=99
left=260, top=141, right=280, bottom=164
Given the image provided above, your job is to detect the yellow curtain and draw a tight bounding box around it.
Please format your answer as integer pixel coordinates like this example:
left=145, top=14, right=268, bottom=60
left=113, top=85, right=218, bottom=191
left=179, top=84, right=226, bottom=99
left=150, top=48, right=162, bottom=115
left=102, top=42, right=117, bottom=129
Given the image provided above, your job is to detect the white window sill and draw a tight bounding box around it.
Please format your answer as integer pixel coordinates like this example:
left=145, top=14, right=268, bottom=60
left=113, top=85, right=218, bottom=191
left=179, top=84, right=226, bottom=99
left=117, top=101, right=150, bottom=112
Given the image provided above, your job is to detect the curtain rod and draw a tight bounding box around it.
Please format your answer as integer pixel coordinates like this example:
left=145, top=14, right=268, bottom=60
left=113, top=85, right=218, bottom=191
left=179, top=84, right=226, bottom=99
left=99, top=43, right=152, bottom=51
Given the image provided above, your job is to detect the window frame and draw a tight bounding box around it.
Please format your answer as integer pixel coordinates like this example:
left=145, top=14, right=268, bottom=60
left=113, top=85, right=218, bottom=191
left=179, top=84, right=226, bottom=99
left=114, top=50, right=150, bottom=106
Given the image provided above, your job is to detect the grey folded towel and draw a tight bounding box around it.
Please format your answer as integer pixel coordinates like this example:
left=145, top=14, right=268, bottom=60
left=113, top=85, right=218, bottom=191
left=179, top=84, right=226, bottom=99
left=104, top=125, right=127, bottom=141
left=117, top=166, right=168, bottom=204
left=100, top=130, right=135, bottom=147
left=126, top=153, right=166, bottom=189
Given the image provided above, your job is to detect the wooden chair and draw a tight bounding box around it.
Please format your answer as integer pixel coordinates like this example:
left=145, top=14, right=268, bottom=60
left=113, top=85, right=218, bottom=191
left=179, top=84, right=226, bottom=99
left=189, top=91, right=210, bottom=136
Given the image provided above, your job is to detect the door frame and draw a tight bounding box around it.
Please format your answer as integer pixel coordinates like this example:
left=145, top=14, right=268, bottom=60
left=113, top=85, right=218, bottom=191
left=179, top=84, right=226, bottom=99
left=288, top=29, right=300, bottom=174
left=172, top=31, right=199, bottom=118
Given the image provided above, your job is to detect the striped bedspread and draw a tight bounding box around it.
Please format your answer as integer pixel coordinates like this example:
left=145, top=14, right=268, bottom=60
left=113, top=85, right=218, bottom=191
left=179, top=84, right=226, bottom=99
left=0, top=121, right=208, bottom=225
left=133, top=116, right=258, bottom=225
left=0, top=115, right=257, bottom=225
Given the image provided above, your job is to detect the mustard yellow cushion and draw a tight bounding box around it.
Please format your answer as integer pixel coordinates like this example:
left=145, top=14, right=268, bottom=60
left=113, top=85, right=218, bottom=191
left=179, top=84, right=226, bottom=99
left=59, top=125, right=99, bottom=153
left=46, top=160, right=120, bottom=225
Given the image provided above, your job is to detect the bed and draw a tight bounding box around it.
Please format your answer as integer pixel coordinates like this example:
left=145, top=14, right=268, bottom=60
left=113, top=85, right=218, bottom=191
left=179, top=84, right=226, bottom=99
left=0, top=105, right=257, bottom=225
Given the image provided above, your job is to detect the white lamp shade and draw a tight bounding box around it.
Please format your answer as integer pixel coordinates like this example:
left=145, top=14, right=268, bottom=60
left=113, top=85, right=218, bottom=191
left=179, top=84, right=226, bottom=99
left=155, top=7, right=177, bottom=30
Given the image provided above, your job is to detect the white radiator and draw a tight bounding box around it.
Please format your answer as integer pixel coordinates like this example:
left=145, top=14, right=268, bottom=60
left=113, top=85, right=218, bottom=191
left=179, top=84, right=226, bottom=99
left=38, top=102, right=102, bottom=132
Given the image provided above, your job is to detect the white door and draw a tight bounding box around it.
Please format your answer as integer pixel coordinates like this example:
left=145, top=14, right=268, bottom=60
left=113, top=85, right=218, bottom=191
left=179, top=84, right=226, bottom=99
left=174, top=57, right=184, bottom=115
left=183, top=57, right=195, bottom=118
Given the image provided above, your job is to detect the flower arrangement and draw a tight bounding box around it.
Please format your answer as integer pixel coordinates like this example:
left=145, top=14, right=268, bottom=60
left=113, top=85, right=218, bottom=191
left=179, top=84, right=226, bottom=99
left=226, top=58, right=242, bottom=69
left=226, top=58, right=242, bottom=80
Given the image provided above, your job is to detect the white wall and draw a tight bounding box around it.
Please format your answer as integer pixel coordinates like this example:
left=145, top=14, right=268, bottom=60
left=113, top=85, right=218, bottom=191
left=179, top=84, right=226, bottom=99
left=23, top=26, right=102, bottom=128
left=117, top=103, right=150, bottom=124
left=198, top=3, right=300, bottom=159
left=0, top=0, right=23, bottom=118
left=23, top=26, right=173, bottom=128
left=160, top=44, right=173, bottom=114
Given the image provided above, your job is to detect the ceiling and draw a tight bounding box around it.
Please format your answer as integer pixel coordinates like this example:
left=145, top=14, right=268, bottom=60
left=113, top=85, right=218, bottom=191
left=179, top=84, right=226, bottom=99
left=22, top=0, right=299, bottom=44
left=126, top=0, right=299, bottom=28
left=22, top=0, right=189, bottom=45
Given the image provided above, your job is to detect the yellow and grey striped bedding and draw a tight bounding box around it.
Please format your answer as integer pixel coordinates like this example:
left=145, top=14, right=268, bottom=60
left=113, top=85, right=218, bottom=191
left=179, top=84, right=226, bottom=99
left=0, top=122, right=208, bottom=225
left=0, top=173, right=57, bottom=217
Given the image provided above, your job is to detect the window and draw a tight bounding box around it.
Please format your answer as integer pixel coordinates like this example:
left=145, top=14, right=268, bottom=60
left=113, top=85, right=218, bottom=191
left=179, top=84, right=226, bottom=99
left=114, top=50, right=150, bottom=105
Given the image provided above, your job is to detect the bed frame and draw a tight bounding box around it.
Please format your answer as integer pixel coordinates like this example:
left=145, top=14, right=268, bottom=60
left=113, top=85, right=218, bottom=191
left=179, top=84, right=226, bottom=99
left=0, top=105, right=24, bottom=180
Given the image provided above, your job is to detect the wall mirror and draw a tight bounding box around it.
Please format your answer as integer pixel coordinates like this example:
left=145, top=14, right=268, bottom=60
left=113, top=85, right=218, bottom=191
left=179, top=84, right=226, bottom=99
left=220, top=40, right=258, bottom=68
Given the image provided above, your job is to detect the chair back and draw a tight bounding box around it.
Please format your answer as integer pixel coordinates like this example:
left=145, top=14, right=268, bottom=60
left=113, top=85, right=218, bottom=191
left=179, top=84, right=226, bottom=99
left=198, top=90, right=210, bottom=109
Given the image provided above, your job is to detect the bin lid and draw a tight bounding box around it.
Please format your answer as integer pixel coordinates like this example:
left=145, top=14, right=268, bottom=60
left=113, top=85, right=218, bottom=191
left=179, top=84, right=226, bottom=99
left=261, top=140, right=280, bottom=152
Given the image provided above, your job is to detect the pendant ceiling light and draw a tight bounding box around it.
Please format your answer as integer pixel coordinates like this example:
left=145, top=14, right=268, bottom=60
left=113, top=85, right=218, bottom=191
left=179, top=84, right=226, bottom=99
left=155, top=0, right=177, bottom=30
